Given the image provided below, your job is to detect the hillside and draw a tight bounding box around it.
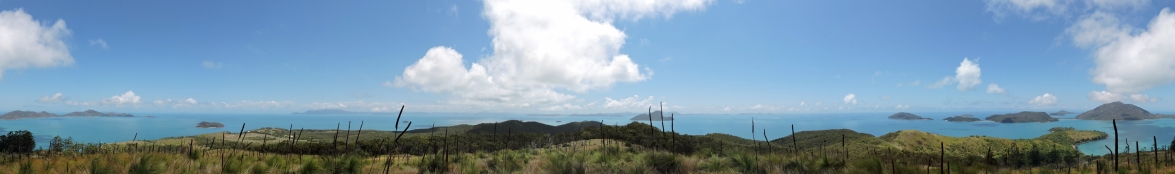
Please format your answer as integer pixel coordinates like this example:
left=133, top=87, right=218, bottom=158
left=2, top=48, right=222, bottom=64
left=629, top=111, right=676, bottom=121
left=1075, top=101, right=1155, bottom=120
left=985, top=111, right=1057, bottom=123
left=0, top=110, right=58, bottom=120
left=769, top=129, right=884, bottom=150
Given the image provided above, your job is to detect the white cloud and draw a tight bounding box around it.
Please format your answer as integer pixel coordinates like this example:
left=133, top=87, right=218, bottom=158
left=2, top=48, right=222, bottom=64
left=1087, top=90, right=1123, bottom=103
left=102, top=91, right=141, bottom=106
left=395, top=0, right=711, bottom=107
left=183, top=98, right=198, bottom=105
left=955, top=58, right=982, bottom=91
left=540, top=103, right=583, bottom=111
left=37, top=93, right=65, bottom=103
left=1069, top=9, right=1175, bottom=94
left=0, top=9, right=73, bottom=80
left=843, top=94, right=857, bottom=105
left=89, top=39, right=108, bottom=49
left=603, top=95, right=654, bottom=109
left=799, top=101, right=807, bottom=107
left=927, top=77, right=953, bottom=89
left=1130, top=94, right=1157, bottom=103
left=202, top=61, right=224, bottom=69
left=985, top=0, right=1150, bottom=20
left=895, top=105, right=910, bottom=109
left=381, top=81, right=395, bottom=88
left=1028, top=93, right=1058, bottom=105
left=986, top=83, right=1007, bottom=94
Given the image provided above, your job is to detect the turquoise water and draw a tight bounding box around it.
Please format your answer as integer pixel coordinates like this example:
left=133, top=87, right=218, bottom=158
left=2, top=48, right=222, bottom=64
left=1, top=111, right=1172, bottom=156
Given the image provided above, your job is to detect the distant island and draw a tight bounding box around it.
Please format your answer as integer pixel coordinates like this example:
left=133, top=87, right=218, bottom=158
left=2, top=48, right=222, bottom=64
left=1, top=110, right=132, bottom=120
left=0, top=110, right=58, bottom=120
left=629, top=111, right=676, bottom=121
left=1075, top=102, right=1156, bottom=120
left=196, top=121, right=225, bottom=128
left=887, top=112, right=931, bottom=120
left=943, top=114, right=980, bottom=122
left=985, top=111, right=1058, bottom=123
left=64, top=109, right=133, bottom=117
left=1049, top=110, right=1077, bottom=116
left=291, top=109, right=364, bottom=115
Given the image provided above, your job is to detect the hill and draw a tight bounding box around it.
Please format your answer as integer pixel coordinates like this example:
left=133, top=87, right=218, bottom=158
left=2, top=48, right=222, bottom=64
left=629, top=111, right=676, bottom=121
left=985, top=111, right=1057, bottom=123
left=0, top=110, right=58, bottom=120
left=888, top=112, right=931, bottom=120
left=63, top=109, right=133, bottom=117
left=464, top=120, right=605, bottom=134
left=1075, top=101, right=1155, bottom=120
left=1049, top=110, right=1077, bottom=116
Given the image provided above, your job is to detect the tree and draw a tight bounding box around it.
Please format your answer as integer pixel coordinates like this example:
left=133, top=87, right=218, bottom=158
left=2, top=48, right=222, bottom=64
left=0, top=130, right=35, bottom=153
left=50, top=135, right=65, bottom=152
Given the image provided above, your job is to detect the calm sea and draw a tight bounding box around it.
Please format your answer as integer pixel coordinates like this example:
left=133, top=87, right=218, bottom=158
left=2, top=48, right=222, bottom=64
left=1, top=111, right=1172, bottom=156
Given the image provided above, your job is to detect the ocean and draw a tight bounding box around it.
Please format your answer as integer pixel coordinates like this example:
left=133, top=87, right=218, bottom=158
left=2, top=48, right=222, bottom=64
left=1, top=111, right=1172, bottom=156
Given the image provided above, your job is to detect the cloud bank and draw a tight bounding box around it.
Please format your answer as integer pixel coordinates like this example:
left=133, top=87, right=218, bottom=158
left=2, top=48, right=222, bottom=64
left=395, top=0, right=712, bottom=107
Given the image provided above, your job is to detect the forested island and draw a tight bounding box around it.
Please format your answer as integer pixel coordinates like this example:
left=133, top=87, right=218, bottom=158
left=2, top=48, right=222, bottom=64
left=985, top=111, right=1058, bottom=123
left=196, top=121, right=225, bottom=128
left=887, top=112, right=931, bottom=120
left=1075, top=101, right=1156, bottom=120
left=943, top=114, right=980, bottom=122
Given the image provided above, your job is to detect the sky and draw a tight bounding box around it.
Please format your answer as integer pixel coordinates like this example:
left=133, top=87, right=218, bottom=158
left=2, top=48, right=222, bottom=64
left=1, top=0, right=1175, bottom=114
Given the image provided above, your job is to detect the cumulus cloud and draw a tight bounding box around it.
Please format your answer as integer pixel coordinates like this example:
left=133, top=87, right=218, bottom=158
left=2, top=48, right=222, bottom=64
left=394, top=0, right=712, bottom=107
left=37, top=93, right=65, bottom=103
left=102, top=91, right=142, bottom=106
left=1087, top=90, right=1123, bottom=103
left=986, top=83, right=1007, bottom=94
left=955, top=58, right=982, bottom=91
left=202, top=61, right=224, bottom=69
left=895, top=105, right=910, bottom=109
left=603, top=95, right=654, bottom=109
left=1068, top=9, right=1175, bottom=94
left=843, top=94, right=857, bottom=105
left=1130, top=94, right=1157, bottom=103
left=1028, top=93, right=1058, bottom=105
left=89, top=39, right=108, bottom=49
left=0, top=9, right=74, bottom=80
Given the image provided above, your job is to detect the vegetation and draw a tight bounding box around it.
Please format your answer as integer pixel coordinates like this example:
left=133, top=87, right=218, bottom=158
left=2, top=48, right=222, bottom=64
left=1, top=107, right=1172, bottom=173
left=985, top=111, right=1058, bottom=123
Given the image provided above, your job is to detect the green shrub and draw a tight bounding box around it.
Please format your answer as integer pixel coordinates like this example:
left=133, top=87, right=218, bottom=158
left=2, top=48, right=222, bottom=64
left=222, top=154, right=247, bottom=173
left=128, top=155, right=163, bottom=174
left=89, top=158, right=117, bottom=174
left=644, top=151, right=682, bottom=173
left=300, top=159, right=322, bottom=174
left=19, top=160, right=34, bottom=174
left=251, top=163, right=270, bottom=174
left=325, top=155, right=365, bottom=174
left=544, top=152, right=585, bottom=174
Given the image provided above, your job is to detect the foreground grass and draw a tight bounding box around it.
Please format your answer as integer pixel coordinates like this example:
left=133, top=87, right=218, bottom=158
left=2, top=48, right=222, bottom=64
left=3, top=138, right=1174, bottom=174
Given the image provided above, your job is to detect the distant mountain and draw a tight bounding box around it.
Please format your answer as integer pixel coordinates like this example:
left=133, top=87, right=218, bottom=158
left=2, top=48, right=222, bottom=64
left=943, top=114, right=980, bottom=122
left=291, top=109, right=364, bottom=115
left=1049, top=110, right=1077, bottom=116
left=629, top=111, right=677, bottom=121
left=985, top=111, right=1058, bottom=123
left=0, top=110, right=58, bottom=120
left=1075, top=102, right=1155, bottom=120
left=527, top=114, right=562, bottom=116
left=63, top=110, right=133, bottom=117
left=888, top=112, right=931, bottom=120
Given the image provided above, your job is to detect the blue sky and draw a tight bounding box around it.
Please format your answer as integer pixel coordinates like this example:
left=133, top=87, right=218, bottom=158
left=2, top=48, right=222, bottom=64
left=1, top=0, right=1174, bottom=114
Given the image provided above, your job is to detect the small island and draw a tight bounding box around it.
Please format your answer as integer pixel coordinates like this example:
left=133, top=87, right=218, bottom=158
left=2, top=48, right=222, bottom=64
left=1075, top=102, right=1155, bottom=120
left=1049, top=110, right=1077, bottom=116
left=196, top=121, right=225, bottom=128
left=943, top=114, right=980, bottom=122
left=985, top=111, right=1058, bottom=123
left=888, top=112, right=931, bottom=120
